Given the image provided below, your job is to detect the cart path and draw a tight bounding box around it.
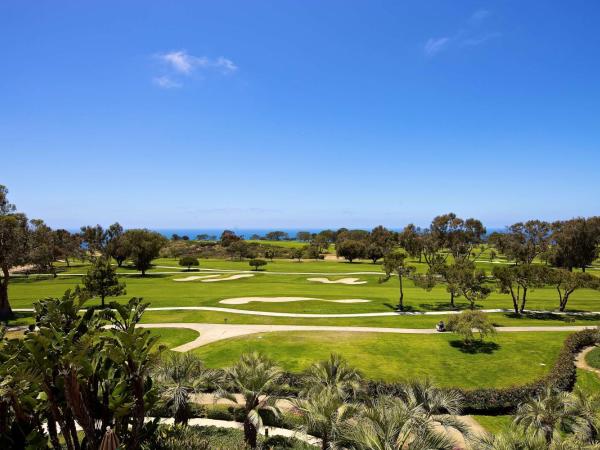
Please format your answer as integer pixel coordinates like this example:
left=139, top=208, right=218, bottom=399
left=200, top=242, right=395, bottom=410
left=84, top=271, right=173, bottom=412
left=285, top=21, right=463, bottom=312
left=136, top=322, right=598, bottom=352
left=575, top=346, right=600, bottom=377
left=13, top=306, right=600, bottom=319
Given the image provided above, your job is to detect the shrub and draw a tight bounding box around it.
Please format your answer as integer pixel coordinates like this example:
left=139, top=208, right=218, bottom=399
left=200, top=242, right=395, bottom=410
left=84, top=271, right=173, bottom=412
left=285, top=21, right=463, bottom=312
left=446, top=310, right=496, bottom=343
left=249, top=258, right=267, bottom=271
left=178, top=255, right=199, bottom=271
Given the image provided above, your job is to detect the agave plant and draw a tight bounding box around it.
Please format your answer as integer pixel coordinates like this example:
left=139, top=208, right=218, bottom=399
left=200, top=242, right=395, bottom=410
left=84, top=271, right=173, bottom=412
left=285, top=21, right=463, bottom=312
left=292, top=386, right=359, bottom=450
left=154, top=352, right=213, bottom=425
left=301, top=353, right=362, bottom=399
left=217, top=352, right=283, bottom=449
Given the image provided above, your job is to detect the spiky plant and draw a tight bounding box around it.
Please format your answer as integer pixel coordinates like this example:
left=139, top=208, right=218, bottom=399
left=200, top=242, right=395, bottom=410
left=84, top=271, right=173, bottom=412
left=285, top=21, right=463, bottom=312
left=301, top=353, right=362, bottom=399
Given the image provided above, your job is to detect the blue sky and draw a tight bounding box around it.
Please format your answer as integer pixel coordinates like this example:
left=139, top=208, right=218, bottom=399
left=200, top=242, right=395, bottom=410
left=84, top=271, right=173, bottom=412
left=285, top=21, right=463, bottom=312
left=1, top=1, right=599, bottom=229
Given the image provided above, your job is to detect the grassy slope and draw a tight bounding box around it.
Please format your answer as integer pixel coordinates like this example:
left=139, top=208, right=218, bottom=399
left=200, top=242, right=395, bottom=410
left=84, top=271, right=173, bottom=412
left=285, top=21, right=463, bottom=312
left=148, top=327, right=199, bottom=350
left=192, top=331, right=568, bottom=388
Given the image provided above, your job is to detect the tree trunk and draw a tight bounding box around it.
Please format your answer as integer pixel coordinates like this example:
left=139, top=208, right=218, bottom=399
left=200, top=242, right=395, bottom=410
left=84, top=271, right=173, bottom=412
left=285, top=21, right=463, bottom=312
left=449, top=291, right=455, bottom=308
left=321, top=433, right=329, bottom=450
left=582, top=266, right=586, bottom=273
left=519, top=287, right=528, bottom=313
left=509, top=286, right=519, bottom=315
left=244, top=417, right=258, bottom=449
left=398, top=275, right=404, bottom=311
left=46, top=412, right=61, bottom=450
left=101, top=294, right=106, bottom=308
left=0, top=266, right=13, bottom=320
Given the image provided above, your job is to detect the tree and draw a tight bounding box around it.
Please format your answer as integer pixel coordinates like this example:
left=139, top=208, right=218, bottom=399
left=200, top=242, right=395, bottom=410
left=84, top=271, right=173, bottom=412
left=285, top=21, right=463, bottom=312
left=290, top=248, right=304, bottom=261
left=551, top=217, right=600, bottom=272
left=500, top=220, right=552, bottom=264
left=447, top=310, right=496, bottom=344
left=226, top=240, right=248, bottom=260
left=380, top=252, right=416, bottom=311
left=301, top=353, right=362, bottom=399
left=398, top=224, right=424, bottom=262
left=365, top=243, right=385, bottom=264
left=80, top=224, right=108, bottom=258
left=29, top=219, right=59, bottom=276
left=265, top=231, right=288, bottom=241
left=367, top=225, right=396, bottom=263
left=155, top=353, right=212, bottom=425
left=220, top=230, right=241, bottom=247
left=264, top=248, right=275, bottom=261
left=249, top=258, right=267, bottom=271
left=0, top=186, right=30, bottom=320
left=296, top=231, right=312, bottom=242
left=293, top=387, right=358, bottom=450
left=196, top=234, right=209, bottom=241
left=493, top=265, right=548, bottom=314
left=340, top=396, right=458, bottom=450
left=82, top=257, right=126, bottom=307
left=122, top=229, right=167, bottom=276
left=547, top=269, right=600, bottom=311
left=53, top=229, right=82, bottom=267
left=452, top=263, right=491, bottom=310
left=304, top=243, right=322, bottom=260
left=514, top=387, right=581, bottom=444
left=336, top=239, right=366, bottom=263
left=218, top=352, right=283, bottom=448
left=179, top=256, right=199, bottom=271
left=106, top=222, right=130, bottom=267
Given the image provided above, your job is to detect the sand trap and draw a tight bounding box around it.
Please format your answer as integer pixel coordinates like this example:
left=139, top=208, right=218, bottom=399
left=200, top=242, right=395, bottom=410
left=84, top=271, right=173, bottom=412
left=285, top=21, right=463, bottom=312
left=307, top=277, right=367, bottom=285
left=173, top=275, right=221, bottom=282
left=202, top=274, right=255, bottom=283
left=220, top=296, right=371, bottom=305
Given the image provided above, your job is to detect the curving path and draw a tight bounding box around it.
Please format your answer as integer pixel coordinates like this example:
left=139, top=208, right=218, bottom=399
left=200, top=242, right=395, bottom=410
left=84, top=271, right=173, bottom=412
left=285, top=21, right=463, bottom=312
left=137, top=322, right=600, bottom=352
left=576, top=346, right=600, bottom=376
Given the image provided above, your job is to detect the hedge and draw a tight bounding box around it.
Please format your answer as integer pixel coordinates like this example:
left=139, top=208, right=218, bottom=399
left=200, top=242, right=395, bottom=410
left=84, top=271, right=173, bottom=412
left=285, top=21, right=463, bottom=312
left=363, top=328, right=600, bottom=414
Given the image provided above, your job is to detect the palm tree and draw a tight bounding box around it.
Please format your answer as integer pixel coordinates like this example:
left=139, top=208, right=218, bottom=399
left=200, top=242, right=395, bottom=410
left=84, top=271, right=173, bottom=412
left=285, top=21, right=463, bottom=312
left=155, top=352, right=212, bottom=425
left=218, top=352, right=283, bottom=449
left=302, top=353, right=362, bottom=398
left=514, top=387, right=581, bottom=443
left=340, top=396, right=456, bottom=450
left=399, top=379, right=471, bottom=438
left=292, top=387, right=359, bottom=450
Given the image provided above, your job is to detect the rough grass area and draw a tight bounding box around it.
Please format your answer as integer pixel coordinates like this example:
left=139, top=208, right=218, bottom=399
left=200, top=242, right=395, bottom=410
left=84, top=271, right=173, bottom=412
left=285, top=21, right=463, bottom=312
left=192, top=331, right=568, bottom=388
left=575, top=368, right=600, bottom=394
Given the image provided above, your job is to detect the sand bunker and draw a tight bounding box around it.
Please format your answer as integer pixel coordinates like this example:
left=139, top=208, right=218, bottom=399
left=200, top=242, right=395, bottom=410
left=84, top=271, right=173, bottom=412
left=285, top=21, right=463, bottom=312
left=307, top=277, right=367, bottom=285
left=220, top=296, right=371, bottom=305
left=173, top=275, right=221, bottom=282
left=202, top=274, right=255, bottom=283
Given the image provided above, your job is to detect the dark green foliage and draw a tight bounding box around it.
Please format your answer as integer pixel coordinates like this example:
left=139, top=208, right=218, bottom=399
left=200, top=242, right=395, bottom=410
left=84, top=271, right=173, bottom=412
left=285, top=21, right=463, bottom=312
left=82, top=257, right=126, bottom=307
left=123, top=229, right=167, bottom=276
left=178, top=256, right=199, bottom=271
left=249, top=259, right=267, bottom=271
left=336, top=239, right=366, bottom=263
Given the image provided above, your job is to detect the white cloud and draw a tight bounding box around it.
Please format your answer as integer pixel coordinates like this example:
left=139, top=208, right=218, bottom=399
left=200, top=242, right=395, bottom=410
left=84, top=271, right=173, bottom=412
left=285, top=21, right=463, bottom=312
left=424, top=37, right=450, bottom=55
left=462, top=32, right=502, bottom=47
left=153, top=50, right=238, bottom=87
left=153, top=76, right=181, bottom=89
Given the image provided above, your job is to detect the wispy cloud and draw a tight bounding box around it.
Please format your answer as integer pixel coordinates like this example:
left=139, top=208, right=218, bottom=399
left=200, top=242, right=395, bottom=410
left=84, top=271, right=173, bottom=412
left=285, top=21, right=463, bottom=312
left=424, top=37, right=450, bottom=56
left=424, top=10, right=500, bottom=57
left=153, top=76, right=181, bottom=89
left=152, top=50, right=238, bottom=88
left=470, top=9, right=491, bottom=24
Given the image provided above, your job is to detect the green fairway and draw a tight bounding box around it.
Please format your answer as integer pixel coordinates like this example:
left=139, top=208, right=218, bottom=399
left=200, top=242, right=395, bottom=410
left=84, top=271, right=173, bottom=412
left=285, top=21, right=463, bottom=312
left=471, top=415, right=513, bottom=434
left=191, top=331, right=568, bottom=388
left=8, top=268, right=600, bottom=314
left=575, top=369, right=600, bottom=394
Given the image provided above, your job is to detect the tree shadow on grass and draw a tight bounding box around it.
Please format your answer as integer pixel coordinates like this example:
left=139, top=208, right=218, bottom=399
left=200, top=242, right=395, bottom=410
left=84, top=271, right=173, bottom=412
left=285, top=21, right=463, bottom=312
left=503, top=311, right=600, bottom=323
left=449, top=340, right=501, bottom=354
left=418, top=302, right=482, bottom=312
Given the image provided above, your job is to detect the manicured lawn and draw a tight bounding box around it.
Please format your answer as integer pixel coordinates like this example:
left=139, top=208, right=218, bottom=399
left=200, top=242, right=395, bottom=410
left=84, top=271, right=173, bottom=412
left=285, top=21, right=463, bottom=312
left=471, top=415, right=513, bottom=434
left=585, top=346, right=600, bottom=369
left=148, top=327, right=199, bottom=350
left=575, top=369, right=600, bottom=394
left=7, top=269, right=600, bottom=313
left=192, top=331, right=568, bottom=388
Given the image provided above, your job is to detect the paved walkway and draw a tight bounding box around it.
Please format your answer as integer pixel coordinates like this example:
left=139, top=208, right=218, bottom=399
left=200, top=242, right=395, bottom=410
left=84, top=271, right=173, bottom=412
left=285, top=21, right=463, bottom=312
left=136, top=322, right=599, bottom=351
left=13, top=306, right=600, bottom=319
left=576, top=345, right=600, bottom=376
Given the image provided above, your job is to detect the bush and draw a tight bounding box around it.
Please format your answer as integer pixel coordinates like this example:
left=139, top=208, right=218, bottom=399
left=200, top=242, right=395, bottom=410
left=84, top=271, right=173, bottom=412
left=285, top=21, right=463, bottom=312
left=178, top=255, right=199, bottom=271
left=249, top=258, right=267, bottom=271
left=446, top=310, right=496, bottom=343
